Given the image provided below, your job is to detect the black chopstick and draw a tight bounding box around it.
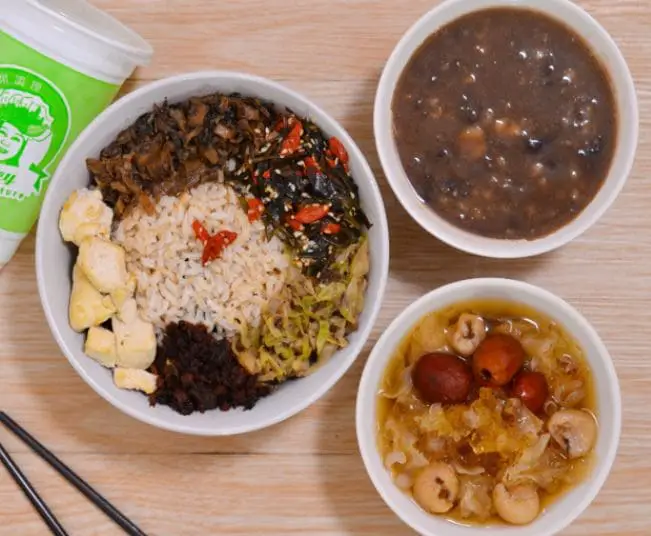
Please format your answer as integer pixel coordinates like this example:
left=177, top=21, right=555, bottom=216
left=0, top=412, right=148, bottom=536
left=0, top=442, right=69, bottom=536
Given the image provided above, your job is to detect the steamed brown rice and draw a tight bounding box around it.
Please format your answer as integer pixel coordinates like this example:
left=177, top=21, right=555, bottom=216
left=113, top=182, right=288, bottom=336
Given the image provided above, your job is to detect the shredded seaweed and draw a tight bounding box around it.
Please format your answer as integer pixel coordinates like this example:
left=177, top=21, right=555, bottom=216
left=227, top=114, right=371, bottom=278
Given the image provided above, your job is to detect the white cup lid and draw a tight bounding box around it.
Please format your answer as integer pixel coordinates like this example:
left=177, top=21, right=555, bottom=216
left=31, top=0, right=153, bottom=65
left=1, top=0, right=153, bottom=83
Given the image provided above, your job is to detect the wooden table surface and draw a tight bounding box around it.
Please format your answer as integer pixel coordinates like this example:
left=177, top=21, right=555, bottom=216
left=1, top=1, right=650, bottom=534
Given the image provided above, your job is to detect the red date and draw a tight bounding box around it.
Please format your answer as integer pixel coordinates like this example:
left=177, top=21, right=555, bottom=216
left=472, top=334, right=525, bottom=387
left=512, top=371, right=549, bottom=413
left=412, top=352, right=473, bottom=405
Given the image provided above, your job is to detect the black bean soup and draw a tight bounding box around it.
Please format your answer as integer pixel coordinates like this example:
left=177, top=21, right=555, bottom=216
left=393, top=8, right=617, bottom=239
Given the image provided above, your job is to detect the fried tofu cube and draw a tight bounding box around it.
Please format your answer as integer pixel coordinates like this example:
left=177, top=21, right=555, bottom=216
left=59, top=188, right=113, bottom=246
left=69, top=264, right=116, bottom=332
left=84, top=327, right=117, bottom=368
left=113, top=368, right=158, bottom=395
left=115, top=297, right=138, bottom=323
left=77, top=237, right=129, bottom=295
left=112, top=298, right=157, bottom=370
left=110, top=273, right=136, bottom=310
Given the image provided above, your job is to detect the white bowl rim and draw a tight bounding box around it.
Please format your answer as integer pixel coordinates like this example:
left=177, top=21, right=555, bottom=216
left=356, top=277, right=622, bottom=536
left=374, top=0, right=639, bottom=259
left=36, top=70, right=390, bottom=436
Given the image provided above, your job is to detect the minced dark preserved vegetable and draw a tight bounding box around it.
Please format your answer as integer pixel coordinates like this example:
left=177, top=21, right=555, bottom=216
left=149, top=321, right=272, bottom=415
left=87, top=93, right=278, bottom=218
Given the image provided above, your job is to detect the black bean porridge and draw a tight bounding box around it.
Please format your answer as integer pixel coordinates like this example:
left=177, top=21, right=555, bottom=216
left=393, top=8, right=617, bottom=239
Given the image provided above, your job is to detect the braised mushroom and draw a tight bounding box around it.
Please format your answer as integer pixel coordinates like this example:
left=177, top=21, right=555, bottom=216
left=548, top=409, right=597, bottom=459
left=448, top=313, right=486, bottom=356
left=493, top=483, right=540, bottom=525
left=413, top=462, right=460, bottom=514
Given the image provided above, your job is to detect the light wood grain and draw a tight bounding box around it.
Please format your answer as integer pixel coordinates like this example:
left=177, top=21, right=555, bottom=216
left=1, top=0, right=651, bottom=534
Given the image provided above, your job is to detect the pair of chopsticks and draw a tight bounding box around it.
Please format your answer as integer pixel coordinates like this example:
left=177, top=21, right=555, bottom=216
left=0, top=411, right=148, bottom=536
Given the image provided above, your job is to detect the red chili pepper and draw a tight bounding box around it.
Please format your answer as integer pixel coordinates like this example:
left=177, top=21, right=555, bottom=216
left=262, top=169, right=271, bottom=180
left=294, top=204, right=329, bottom=224
left=201, top=238, right=224, bottom=266
left=304, top=156, right=318, bottom=168
left=201, top=231, right=238, bottom=266
left=322, top=222, right=341, bottom=235
left=288, top=218, right=304, bottom=232
left=215, top=230, right=238, bottom=244
left=325, top=156, right=337, bottom=168
left=303, top=156, right=320, bottom=175
left=280, top=120, right=304, bottom=156
left=193, top=220, right=238, bottom=265
left=247, top=198, right=264, bottom=222
left=328, top=137, right=349, bottom=164
left=192, top=220, right=210, bottom=244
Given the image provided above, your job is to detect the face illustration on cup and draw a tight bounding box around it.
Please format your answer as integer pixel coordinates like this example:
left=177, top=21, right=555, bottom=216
left=0, top=122, right=26, bottom=162
left=0, top=85, right=60, bottom=198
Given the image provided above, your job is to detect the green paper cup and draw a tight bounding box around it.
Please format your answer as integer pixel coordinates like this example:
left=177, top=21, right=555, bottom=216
left=0, top=0, right=152, bottom=268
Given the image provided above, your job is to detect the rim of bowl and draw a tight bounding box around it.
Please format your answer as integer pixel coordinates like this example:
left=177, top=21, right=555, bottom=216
left=374, top=0, right=639, bottom=259
left=35, top=70, right=390, bottom=436
left=356, top=278, right=622, bottom=536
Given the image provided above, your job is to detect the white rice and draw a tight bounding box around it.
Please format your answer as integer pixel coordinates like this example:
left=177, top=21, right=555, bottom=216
left=113, top=182, right=288, bottom=336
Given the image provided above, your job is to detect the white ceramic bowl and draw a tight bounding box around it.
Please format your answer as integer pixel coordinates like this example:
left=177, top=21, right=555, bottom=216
left=36, top=71, right=390, bottom=436
left=356, top=278, right=621, bottom=536
left=374, top=0, right=639, bottom=258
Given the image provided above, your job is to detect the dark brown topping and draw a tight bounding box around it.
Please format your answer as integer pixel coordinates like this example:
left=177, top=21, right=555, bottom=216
left=149, top=321, right=271, bottom=415
left=87, top=94, right=278, bottom=219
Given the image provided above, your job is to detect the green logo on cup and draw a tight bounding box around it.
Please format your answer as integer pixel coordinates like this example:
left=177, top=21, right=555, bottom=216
left=0, top=65, right=70, bottom=201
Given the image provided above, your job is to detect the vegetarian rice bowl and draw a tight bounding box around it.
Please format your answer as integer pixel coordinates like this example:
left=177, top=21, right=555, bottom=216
left=58, top=91, right=372, bottom=416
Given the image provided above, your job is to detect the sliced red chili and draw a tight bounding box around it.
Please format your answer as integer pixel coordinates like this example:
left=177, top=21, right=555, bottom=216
left=262, top=169, right=271, bottom=180
left=304, top=156, right=318, bottom=168
left=294, top=204, right=329, bottom=224
left=247, top=198, right=264, bottom=222
left=201, top=231, right=238, bottom=266
left=328, top=137, right=349, bottom=164
left=201, top=238, right=224, bottom=266
left=322, top=222, right=341, bottom=235
left=192, top=220, right=210, bottom=244
left=193, top=221, right=238, bottom=265
left=303, top=156, right=321, bottom=176
left=215, top=230, right=238, bottom=244
left=288, top=218, right=304, bottom=231
left=280, top=120, right=304, bottom=156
